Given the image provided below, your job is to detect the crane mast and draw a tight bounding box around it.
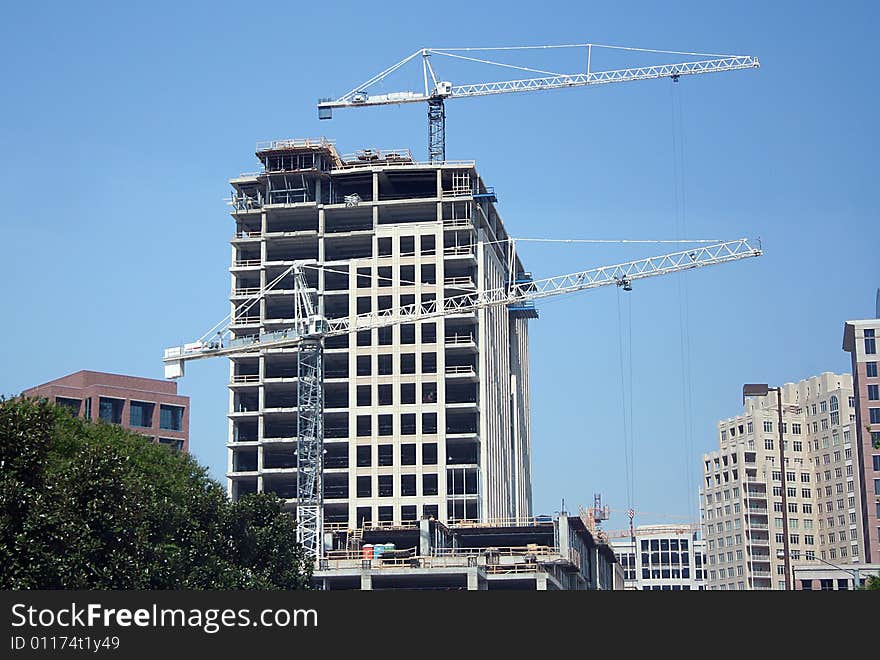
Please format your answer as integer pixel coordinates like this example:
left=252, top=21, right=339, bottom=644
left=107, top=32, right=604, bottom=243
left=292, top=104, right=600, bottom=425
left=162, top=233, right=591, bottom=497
left=163, top=238, right=762, bottom=559
left=317, top=45, right=760, bottom=161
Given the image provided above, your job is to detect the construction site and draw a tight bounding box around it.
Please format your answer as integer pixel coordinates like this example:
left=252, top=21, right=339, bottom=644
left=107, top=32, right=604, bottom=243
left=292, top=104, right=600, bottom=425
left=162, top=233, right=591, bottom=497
left=162, top=43, right=763, bottom=589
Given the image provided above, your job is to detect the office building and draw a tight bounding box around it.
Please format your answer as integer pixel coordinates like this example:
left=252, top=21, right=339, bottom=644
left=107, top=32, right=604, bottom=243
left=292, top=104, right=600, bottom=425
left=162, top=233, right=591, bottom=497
left=611, top=525, right=706, bottom=590
left=22, top=370, right=189, bottom=451
left=701, top=373, right=863, bottom=590
left=843, top=306, right=880, bottom=562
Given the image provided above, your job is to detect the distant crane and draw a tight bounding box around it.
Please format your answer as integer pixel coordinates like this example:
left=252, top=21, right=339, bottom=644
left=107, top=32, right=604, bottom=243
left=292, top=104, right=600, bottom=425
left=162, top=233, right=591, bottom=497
left=317, top=43, right=760, bottom=161
left=164, top=239, right=762, bottom=559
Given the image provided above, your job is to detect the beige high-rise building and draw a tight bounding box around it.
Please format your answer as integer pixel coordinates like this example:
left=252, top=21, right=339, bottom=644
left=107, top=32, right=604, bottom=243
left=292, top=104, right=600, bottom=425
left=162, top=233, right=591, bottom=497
left=701, top=373, right=863, bottom=590
left=225, top=138, right=534, bottom=529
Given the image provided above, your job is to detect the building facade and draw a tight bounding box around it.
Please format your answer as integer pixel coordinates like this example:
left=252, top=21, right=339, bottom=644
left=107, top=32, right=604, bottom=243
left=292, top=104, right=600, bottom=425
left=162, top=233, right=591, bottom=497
left=22, top=370, right=189, bottom=451
left=843, top=315, right=880, bottom=563
left=701, top=373, right=862, bottom=590
left=611, top=526, right=706, bottom=590
left=226, top=138, right=534, bottom=530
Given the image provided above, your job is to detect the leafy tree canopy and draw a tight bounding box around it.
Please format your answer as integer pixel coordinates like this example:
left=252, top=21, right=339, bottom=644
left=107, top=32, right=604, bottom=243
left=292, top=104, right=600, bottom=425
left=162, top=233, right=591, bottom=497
left=0, top=398, right=312, bottom=589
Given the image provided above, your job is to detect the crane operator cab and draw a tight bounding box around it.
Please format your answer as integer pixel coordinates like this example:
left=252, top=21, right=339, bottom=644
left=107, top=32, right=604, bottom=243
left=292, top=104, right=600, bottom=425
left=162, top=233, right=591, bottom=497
left=305, top=314, right=330, bottom=339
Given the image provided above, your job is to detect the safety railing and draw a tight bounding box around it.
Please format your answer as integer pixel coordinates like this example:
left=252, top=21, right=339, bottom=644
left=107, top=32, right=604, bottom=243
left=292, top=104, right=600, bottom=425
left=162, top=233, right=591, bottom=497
left=445, top=334, right=475, bottom=345
left=333, top=158, right=475, bottom=172
left=234, top=231, right=262, bottom=239
left=232, top=287, right=261, bottom=297
left=233, top=259, right=262, bottom=268
left=443, top=218, right=473, bottom=228
left=257, top=137, right=335, bottom=151
left=443, top=245, right=475, bottom=257
left=445, top=365, right=476, bottom=376
left=231, top=374, right=260, bottom=383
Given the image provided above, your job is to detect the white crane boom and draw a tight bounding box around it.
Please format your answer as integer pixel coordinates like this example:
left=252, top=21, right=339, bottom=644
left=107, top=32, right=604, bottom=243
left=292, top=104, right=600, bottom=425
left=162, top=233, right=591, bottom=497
left=163, top=237, right=762, bottom=376
left=163, top=237, right=761, bottom=559
left=317, top=45, right=760, bottom=161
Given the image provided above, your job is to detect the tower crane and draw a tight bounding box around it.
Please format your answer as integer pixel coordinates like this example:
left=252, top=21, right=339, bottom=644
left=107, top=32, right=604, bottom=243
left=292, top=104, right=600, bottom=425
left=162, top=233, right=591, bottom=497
left=317, top=44, right=760, bottom=162
left=164, top=238, right=762, bottom=560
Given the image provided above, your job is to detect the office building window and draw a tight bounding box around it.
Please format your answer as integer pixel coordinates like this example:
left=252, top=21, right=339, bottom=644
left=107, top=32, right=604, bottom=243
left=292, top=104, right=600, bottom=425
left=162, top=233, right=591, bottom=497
left=869, top=385, right=880, bottom=401
left=98, top=397, right=124, bottom=424
left=866, top=329, right=876, bottom=355
left=159, top=405, right=183, bottom=431
left=357, top=445, right=371, bottom=467
left=401, top=474, right=417, bottom=497
left=868, top=362, right=878, bottom=378
left=55, top=397, right=81, bottom=416
left=401, top=413, right=416, bottom=435
left=158, top=438, right=183, bottom=451
left=129, top=401, right=154, bottom=428
left=870, top=408, right=880, bottom=424
left=401, top=444, right=416, bottom=466
left=356, top=476, right=371, bottom=498
left=422, top=443, right=438, bottom=465
left=378, top=444, right=393, bottom=466
left=422, top=473, right=438, bottom=496
left=378, top=475, right=393, bottom=497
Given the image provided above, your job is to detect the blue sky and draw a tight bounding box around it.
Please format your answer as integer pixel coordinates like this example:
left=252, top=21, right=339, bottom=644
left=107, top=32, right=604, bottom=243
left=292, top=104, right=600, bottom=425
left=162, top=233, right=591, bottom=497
left=2, top=1, right=877, bottom=530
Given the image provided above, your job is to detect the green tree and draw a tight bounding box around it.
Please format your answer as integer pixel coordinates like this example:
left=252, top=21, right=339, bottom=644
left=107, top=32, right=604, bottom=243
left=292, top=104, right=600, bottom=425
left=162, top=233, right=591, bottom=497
left=0, top=397, right=312, bottom=589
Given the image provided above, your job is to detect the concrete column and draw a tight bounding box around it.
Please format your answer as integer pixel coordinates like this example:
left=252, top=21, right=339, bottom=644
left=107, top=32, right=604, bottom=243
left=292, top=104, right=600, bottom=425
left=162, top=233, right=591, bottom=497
left=557, top=514, right=570, bottom=558
left=467, top=569, right=479, bottom=591
left=536, top=574, right=548, bottom=591
left=419, top=518, right=431, bottom=556
left=361, top=572, right=373, bottom=591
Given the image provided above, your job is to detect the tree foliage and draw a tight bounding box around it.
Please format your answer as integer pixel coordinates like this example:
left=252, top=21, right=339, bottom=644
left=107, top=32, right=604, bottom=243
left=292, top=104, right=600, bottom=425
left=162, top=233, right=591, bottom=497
left=0, top=398, right=312, bottom=589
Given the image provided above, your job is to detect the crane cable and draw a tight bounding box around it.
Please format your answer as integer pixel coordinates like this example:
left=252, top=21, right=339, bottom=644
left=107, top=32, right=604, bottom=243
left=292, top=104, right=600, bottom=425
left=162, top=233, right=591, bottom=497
left=617, top=285, right=636, bottom=517
left=671, top=77, right=699, bottom=527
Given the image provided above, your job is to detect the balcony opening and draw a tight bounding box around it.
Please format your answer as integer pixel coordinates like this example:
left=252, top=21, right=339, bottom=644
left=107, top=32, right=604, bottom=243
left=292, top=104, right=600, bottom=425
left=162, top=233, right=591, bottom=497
left=265, top=208, right=318, bottom=233
left=378, top=171, right=436, bottom=201
left=329, top=172, right=373, bottom=204
left=233, top=449, right=258, bottom=472
left=324, top=206, right=373, bottom=233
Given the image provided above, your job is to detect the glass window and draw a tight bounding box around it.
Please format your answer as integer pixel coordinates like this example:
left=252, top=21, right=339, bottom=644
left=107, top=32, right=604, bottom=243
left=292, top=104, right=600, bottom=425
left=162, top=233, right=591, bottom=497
left=421, top=263, right=436, bottom=284
left=401, top=413, right=416, bottom=435
left=399, top=235, right=415, bottom=256
left=129, top=401, right=154, bottom=428
left=98, top=397, right=124, bottom=424
left=869, top=385, right=880, bottom=401
left=401, top=474, right=417, bottom=497
left=158, top=437, right=184, bottom=451
left=868, top=362, right=878, bottom=378
left=357, top=445, right=371, bottom=467
left=401, top=444, right=416, bottom=466
left=55, top=397, right=82, bottom=416
left=422, top=413, right=437, bottom=434
left=159, top=405, right=183, bottom=431
left=422, top=473, right=438, bottom=496
left=378, top=237, right=392, bottom=257
left=422, top=443, right=438, bottom=465
left=378, top=475, right=393, bottom=497
left=357, top=476, right=371, bottom=497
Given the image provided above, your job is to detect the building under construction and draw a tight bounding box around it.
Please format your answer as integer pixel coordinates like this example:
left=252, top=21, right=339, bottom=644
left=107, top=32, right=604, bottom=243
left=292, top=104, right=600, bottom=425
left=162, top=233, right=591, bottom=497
left=316, top=512, right=619, bottom=590
left=226, top=138, right=535, bottom=530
